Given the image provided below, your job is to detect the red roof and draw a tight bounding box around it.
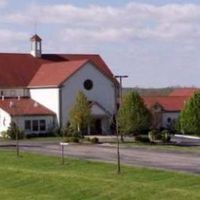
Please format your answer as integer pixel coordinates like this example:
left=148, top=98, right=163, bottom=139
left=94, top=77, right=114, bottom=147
left=0, top=98, right=55, bottom=116
left=61, top=54, right=113, bottom=78
left=0, top=53, right=115, bottom=88
left=143, top=96, right=189, bottom=112
left=29, top=60, right=88, bottom=87
left=0, top=54, right=46, bottom=87
left=169, top=88, right=200, bottom=97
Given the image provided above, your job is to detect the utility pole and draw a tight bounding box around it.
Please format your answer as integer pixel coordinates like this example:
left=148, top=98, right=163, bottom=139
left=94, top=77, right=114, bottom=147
left=115, top=75, right=128, bottom=142
left=114, top=75, right=128, bottom=174
left=115, top=75, right=128, bottom=104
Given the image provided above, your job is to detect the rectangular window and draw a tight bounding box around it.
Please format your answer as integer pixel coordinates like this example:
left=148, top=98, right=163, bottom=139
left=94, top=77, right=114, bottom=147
left=32, top=120, right=39, bottom=131
left=25, top=120, right=31, bottom=131
left=40, top=120, right=46, bottom=131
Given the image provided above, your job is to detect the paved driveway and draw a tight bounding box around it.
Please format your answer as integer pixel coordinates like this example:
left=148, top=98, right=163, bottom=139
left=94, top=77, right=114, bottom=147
left=4, top=140, right=199, bottom=174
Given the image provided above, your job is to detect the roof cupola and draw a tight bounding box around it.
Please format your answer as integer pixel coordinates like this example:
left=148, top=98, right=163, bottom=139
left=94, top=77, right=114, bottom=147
left=30, top=34, right=42, bottom=58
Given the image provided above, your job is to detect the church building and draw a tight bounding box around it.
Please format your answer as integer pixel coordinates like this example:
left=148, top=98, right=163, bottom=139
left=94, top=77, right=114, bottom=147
left=0, top=35, right=118, bottom=135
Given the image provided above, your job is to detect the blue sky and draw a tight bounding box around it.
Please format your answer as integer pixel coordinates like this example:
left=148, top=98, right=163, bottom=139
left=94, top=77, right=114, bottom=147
left=1, top=0, right=200, bottom=87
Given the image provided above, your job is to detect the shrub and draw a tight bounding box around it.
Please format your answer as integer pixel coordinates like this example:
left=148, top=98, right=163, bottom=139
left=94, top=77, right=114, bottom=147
left=161, top=130, right=171, bottom=143
left=90, top=137, right=99, bottom=144
left=6, top=122, right=24, bottom=140
left=62, top=122, right=85, bottom=143
left=65, top=136, right=79, bottom=143
left=62, top=123, right=84, bottom=138
left=148, top=129, right=171, bottom=143
left=134, top=135, right=150, bottom=143
left=0, top=131, right=10, bottom=139
left=25, top=132, right=57, bottom=139
left=48, top=126, right=61, bottom=137
left=148, top=130, right=157, bottom=143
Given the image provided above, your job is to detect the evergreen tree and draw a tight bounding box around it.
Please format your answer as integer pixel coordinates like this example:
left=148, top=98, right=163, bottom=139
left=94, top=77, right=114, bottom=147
left=180, top=92, right=200, bottom=136
left=117, top=91, right=152, bottom=135
left=69, top=91, right=91, bottom=134
left=7, top=121, right=24, bottom=140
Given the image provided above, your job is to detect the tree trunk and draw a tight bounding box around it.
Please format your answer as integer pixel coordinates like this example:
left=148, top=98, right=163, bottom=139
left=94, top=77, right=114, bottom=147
left=120, top=134, right=124, bottom=142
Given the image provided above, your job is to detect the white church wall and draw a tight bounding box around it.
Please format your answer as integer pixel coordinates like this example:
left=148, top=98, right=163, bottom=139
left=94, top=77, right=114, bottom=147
left=61, top=62, right=117, bottom=127
left=0, top=108, right=11, bottom=135
left=91, top=104, right=108, bottom=116
left=30, top=88, right=60, bottom=124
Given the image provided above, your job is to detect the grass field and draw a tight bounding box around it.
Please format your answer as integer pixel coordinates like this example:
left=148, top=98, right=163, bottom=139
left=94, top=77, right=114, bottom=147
left=0, top=150, right=199, bottom=200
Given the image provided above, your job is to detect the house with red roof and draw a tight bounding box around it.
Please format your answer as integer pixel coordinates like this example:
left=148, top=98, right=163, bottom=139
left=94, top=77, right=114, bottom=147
left=142, top=88, right=200, bottom=129
left=0, top=34, right=118, bottom=135
left=169, top=88, right=200, bottom=97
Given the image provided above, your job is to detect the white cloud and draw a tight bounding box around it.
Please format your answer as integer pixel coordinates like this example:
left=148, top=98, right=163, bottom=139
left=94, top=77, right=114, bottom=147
left=3, top=2, right=200, bottom=43
left=0, top=0, right=7, bottom=8
left=0, top=29, right=27, bottom=41
left=0, top=29, right=29, bottom=52
left=2, top=2, right=200, bottom=87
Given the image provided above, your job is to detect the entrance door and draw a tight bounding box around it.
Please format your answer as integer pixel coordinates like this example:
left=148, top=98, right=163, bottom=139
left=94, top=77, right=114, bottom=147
left=94, top=119, right=102, bottom=134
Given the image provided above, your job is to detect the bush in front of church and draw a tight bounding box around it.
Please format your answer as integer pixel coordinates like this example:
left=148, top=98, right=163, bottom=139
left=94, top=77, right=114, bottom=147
left=62, top=123, right=82, bottom=143
left=6, top=121, right=24, bottom=140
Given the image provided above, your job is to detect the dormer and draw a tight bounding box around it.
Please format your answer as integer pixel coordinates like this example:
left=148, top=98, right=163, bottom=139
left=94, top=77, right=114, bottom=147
left=30, top=34, right=42, bottom=58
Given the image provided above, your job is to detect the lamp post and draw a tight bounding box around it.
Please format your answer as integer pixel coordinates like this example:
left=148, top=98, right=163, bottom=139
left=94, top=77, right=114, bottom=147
left=9, top=101, right=19, bottom=157
left=114, top=75, right=128, bottom=174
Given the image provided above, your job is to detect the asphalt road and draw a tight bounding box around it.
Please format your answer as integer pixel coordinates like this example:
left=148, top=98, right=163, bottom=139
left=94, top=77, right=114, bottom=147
left=3, top=140, right=199, bottom=174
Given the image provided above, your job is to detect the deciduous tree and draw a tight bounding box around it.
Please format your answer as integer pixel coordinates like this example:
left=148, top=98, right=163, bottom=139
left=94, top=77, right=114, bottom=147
left=69, top=91, right=91, bottom=135
left=180, top=92, right=200, bottom=136
left=117, top=92, right=152, bottom=135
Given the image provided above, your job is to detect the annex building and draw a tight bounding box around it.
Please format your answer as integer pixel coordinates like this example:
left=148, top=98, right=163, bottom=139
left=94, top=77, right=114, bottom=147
left=143, top=88, right=199, bottom=129
left=0, top=35, right=118, bottom=135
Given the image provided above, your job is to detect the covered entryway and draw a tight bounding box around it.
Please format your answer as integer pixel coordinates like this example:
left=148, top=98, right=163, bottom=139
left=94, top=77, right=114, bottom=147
left=88, top=102, right=112, bottom=135
left=93, top=118, right=102, bottom=134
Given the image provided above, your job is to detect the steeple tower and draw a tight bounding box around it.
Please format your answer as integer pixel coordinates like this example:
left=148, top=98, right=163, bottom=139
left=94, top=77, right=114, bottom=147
left=30, top=34, right=42, bottom=58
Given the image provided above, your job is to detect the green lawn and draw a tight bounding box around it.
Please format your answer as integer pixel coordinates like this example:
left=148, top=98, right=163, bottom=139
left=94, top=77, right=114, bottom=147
left=0, top=150, right=199, bottom=200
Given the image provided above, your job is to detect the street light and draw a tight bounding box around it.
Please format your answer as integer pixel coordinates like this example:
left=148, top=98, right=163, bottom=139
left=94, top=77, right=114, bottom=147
left=9, top=100, right=19, bottom=157
left=114, top=75, right=128, bottom=174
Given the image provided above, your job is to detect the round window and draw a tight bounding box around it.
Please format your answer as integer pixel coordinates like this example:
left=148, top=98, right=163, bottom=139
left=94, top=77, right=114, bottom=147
left=83, top=79, right=93, bottom=90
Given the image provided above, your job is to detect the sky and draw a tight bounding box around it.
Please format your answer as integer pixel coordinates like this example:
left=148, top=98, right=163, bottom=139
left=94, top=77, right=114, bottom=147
left=1, top=0, right=200, bottom=87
